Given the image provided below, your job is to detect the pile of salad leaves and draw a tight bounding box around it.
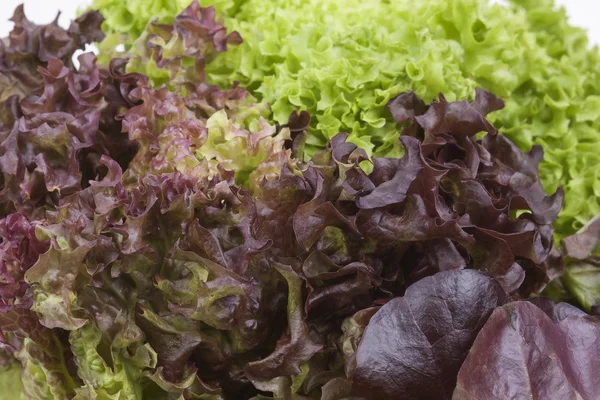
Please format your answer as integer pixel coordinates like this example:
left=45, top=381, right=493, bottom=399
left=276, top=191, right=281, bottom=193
left=2, top=2, right=600, bottom=400
left=90, top=0, right=600, bottom=240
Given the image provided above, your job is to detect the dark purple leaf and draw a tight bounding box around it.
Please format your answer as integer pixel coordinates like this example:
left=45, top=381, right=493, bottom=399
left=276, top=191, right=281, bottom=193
left=245, top=261, right=322, bottom=382
left=355, top=136, right=424, bottom=209
left=353, top=270, right=507, bottom=400
left=454, top=301, right=600, bottom=400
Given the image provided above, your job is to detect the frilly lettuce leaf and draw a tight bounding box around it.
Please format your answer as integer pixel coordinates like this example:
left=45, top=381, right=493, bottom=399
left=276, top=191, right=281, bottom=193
left=121, top=83, right=291, bottom=189
left=0, top=214, right=49, bottom=314
left=0, top=309, right=78, bottom=400
left=0, top=5, right=104, bottom=104
left=90, top=0, right=600, bottom=239
left=96, top=1, right=295, bottom=188
left=18, top=336, right=77, bottom=400
left=90, top=0, right=192, bottom=64
left=200, top=110, right=293, bottom=189
left=124, top=1, right=242, bottom=91
left=70, top=323, right=157, bottom=400
left=13, top=155, right=290, bottom=398
left=25, top=243, right=92, bottom=331
left=0, top=9, right=118, bottom=218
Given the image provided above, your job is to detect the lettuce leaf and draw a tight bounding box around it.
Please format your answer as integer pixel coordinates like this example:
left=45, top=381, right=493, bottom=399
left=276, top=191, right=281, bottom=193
left=352, top=270, right=507, bottom=399
left=89, top=0, right=600, bottom=239
left=0, top=309, right=78, bottom=399
left=113, top=1, right=293, bottom=188
left=454, top=299, right=600, bottom=399
left=70, top=320, right=157, bottom=399
left=555, top=216, right=600, bottom=312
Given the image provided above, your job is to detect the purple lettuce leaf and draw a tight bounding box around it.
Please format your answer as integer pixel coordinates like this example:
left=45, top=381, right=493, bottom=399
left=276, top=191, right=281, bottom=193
left=351, top=270, right=507, bottom=400
left=0, top=6, right=104, bottom=105
left=126, top=1, right=242, bottom=101
left=0, top=213, right=48, bottom=313
left=0, top=52, right=142, bottom=218
left=454, top=300, right=600, bottom=400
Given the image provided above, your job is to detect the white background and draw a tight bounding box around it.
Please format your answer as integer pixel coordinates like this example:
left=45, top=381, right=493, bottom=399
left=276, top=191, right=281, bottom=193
left=0, top=0, right=599, bottom=45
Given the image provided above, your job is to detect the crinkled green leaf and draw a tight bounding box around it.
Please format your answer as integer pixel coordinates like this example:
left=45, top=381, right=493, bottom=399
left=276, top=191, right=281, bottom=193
left=0, top=309, right=78, bottom=400
left=71, top=323, right=157, bottom=400
left=25, top=243, right=92, bottom=330
left=199, top=110, right=293, bottom=190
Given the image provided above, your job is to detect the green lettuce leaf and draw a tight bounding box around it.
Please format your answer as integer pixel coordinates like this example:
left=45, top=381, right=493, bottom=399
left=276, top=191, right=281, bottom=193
left=0, top=363, right=23, bottom=400
left=557, top=216, right=600, bottom=312
left=0, top=309, right=78, bottom=400
left=71, top=323, right=157, bottom=400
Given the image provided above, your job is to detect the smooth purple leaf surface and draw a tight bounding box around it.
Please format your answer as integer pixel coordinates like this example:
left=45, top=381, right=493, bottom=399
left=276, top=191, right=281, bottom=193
left=454, top=301, right=600, bottom=400
left=353, top=270, right=507, bottom=400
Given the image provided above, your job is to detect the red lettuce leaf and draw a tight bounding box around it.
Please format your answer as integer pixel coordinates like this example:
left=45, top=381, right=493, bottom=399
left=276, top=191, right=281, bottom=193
left=0, top=6, right=104, bottom=104
left=454, top=300, right=600, bottom=400
left=352, top=269, right=507, bottom=400
left=0, top=213, right=48, bottom=312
